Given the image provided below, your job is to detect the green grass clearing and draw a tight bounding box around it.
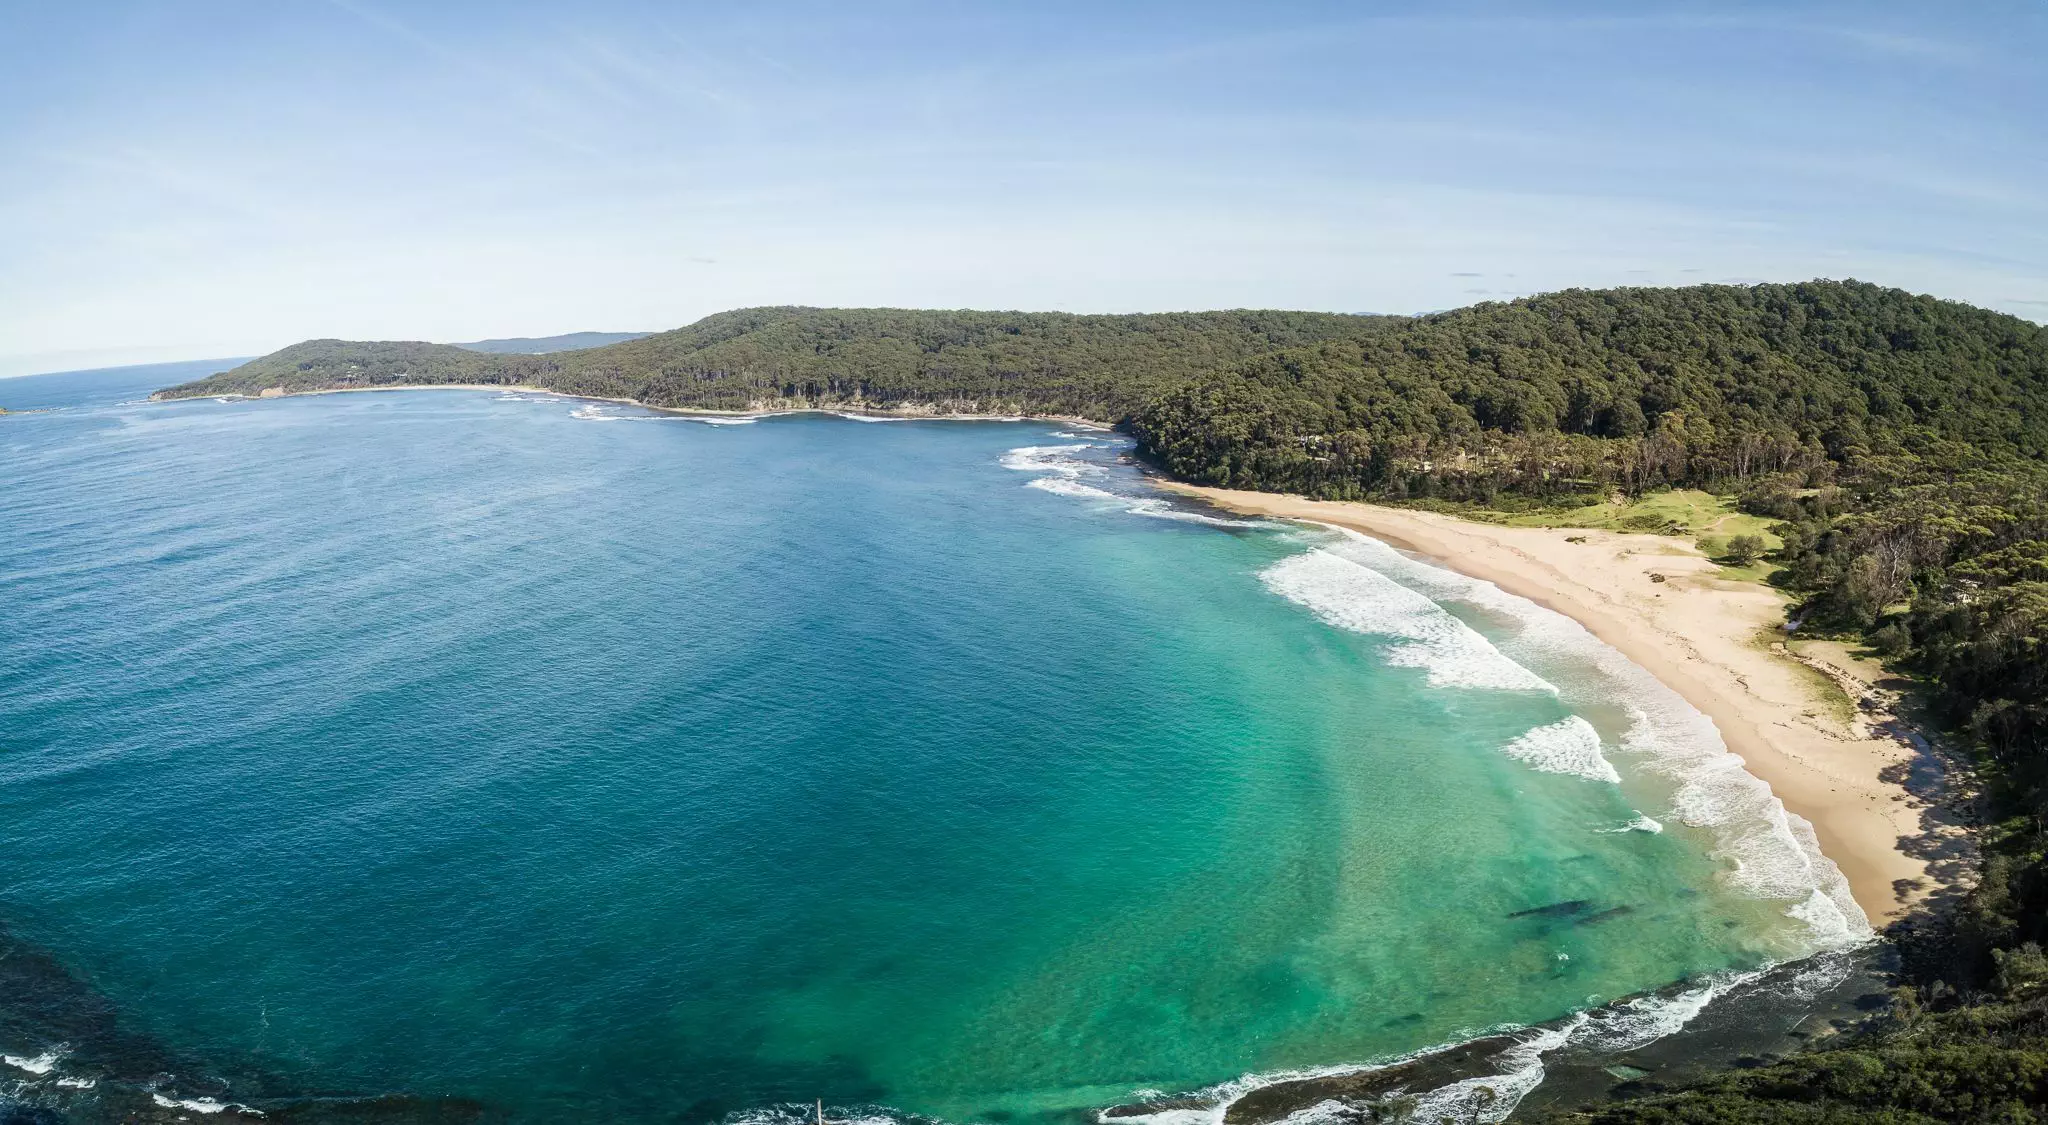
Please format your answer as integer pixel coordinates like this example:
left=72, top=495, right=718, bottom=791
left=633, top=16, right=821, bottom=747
left=1414, top=489, right=1786, bottom=581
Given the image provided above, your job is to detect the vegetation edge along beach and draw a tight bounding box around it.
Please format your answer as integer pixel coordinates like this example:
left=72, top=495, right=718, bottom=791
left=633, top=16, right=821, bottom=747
left=151, top=278, right=2048, bottom=1121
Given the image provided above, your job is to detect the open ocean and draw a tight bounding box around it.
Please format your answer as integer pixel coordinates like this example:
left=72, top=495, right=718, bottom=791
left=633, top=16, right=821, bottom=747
left=0, top=380, right=1866, bottom=1122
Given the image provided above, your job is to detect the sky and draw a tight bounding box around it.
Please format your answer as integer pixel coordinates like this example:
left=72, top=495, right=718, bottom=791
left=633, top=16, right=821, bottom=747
left=3, top=1, right=2044, bottom=377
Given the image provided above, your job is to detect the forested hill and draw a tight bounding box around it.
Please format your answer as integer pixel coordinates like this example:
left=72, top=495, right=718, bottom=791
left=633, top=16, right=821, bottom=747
left=154, top=307, right=1398, bottom=418
left=451, top=330, right=654, bottom=354
left=1131, top=280, right=2048, bottom=501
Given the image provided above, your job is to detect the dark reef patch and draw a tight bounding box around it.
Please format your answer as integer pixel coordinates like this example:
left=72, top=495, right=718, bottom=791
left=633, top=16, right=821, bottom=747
left=0, top=923, right=494, bottom=1124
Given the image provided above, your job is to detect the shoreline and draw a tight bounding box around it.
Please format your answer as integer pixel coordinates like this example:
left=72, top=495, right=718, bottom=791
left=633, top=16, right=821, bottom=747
left=155, top=382, right=1117, bottom=429
left=1162, top=484, right=1964, bottom=926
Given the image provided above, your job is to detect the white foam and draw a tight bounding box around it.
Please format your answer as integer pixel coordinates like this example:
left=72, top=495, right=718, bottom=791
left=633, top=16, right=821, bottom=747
left=568, top=404, right=617, bottom=421
left=1027, top=478, right=1121, bottom=500
left=1403, top=1016, right=1584, bottom=1124
left=1000, top=444, right=1101, bottom=476
left=1258, top=550, right=1556, bottom=692
left=1572, top=975, right=1750, bottom=1055
left=1598, top=813, right=1665, bottom=834
left=1501, top=716, right=1620, bottom=783
left=1003, top=443, right=1271, bottom=526
left=1302, top=526, right=1872, bottom=949
left=728, top=1109, right=903, bottom=1125
left=56, top=1076, right=96, bottom=1089
left=3, top=1050, right=58, bottom=1075
left=1269, top=1100, right=1352, bottom=1125
left=1024, top=479, right=1271, bottom=527
left=1100, top=968, right=1787, bottom=1125
left=833, top=411, right=1025, bottom=423
left=1098, top=1058, right=1397, bottom=1125
left=1120, top=497, right=1272, bottom=528
left=151, top=1094, right=259, bottom=1115
left=1110, top=1020, right=1596, bottom=1125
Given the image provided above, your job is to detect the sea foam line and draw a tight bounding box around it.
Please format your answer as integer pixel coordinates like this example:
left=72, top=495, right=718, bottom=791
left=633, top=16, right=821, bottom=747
left=1103, top=950, right=1856, bottom=1125
left=707, top=962, right=1858, bottom=1125
left=1002, top=444, right=1270, bottom=528
left=152, top=1093, right=261, bottom=1116
left=1303, top=526, right=1870, bottom=950
left=724, top=959, right=1852, bottom=1125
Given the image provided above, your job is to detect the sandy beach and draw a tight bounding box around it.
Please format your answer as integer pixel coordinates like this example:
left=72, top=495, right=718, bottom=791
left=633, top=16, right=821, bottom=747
left=1164, top=484, right=1962, bottom=925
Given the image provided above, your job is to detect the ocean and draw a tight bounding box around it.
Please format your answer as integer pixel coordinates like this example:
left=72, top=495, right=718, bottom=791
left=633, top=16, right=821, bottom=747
left=0, top=383, right=1866, bottom=1123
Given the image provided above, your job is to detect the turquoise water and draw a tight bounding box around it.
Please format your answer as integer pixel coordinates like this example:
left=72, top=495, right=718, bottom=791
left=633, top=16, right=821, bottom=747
left=0, top=388, right=1859, bottom=1122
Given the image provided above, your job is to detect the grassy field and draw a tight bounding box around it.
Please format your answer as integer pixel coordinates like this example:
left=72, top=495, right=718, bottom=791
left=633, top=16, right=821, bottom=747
left=1424, top=489, right=1784, bottom=580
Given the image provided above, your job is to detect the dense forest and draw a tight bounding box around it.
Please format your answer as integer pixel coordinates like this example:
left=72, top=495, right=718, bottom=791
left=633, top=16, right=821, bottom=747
left=159, top=281, right=2048, bottom=1119
left=155, top=307, right=1397, bottom=418
left=1131, top=281, right=2048, bottom=502
left=1122, top=281, right=2048, bottom=1122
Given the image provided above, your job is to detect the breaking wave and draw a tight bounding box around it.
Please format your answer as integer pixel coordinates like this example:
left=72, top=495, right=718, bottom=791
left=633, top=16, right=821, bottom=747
left=1501, top=716, right=1620, bottom=783
left=3, top=1050, right=59, bottom=1075
left=151, top=1094, right=255, bottom=1115
left=1256, top=549, right=1555, bottom=693
left=1299, top=527, right=1869, bottom=951
left=1002, top=444, right=1270, bottom=527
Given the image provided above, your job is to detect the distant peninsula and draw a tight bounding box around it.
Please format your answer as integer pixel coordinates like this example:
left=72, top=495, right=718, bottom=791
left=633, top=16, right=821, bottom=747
left=152, top=307, right=1401, bottom=419
left=449, top=330, right=656, bottom=354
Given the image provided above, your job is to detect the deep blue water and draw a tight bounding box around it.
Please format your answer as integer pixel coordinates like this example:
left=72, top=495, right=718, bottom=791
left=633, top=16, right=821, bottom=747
left=0, top=358, right=248, bottom=412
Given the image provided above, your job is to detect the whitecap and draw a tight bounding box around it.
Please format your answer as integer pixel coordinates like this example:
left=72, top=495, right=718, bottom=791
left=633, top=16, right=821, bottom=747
left=1402, top=1016, right=1584, bottom=1124
left=152, top=1094, right=259, bottom=1116
left=1096, top=1059, right=1390, bottom=1125
left=3, top=1050, right=59, bottom=1075
left=728, top=1109, right=904, bottom=1125
left=1103, top=1018, right=1588, bottom=1125
left=1257, top=550, right=1555, bottom=692
left=999, top=444, right=1101, bottom=476
left=56, top=1076, right=96, bottom=1089
left=1027, top=478, right=1120, bottom=500
left=1597, top=813, right=1665, bottom=834
left=1501, top=716, right=1620, bottom=783
left=1026, top=478, right=1272, bottom=527
left=1119, top=497, right=1272, bottom=528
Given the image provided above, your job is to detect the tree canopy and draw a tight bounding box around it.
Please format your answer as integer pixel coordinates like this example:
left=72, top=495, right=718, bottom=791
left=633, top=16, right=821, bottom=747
left=156, top=307, right=1400, bottom=419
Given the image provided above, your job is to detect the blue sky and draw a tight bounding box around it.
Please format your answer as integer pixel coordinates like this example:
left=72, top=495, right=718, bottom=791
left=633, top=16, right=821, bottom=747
left=3, top=1, right=2044, bottom=376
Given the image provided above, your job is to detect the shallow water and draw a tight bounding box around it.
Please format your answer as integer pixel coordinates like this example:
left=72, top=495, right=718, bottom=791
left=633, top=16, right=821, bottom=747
left=0, top=388, right=1859, bottom=1122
